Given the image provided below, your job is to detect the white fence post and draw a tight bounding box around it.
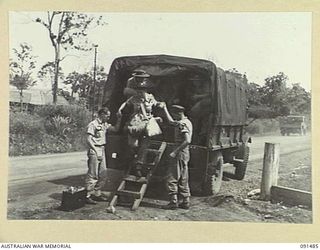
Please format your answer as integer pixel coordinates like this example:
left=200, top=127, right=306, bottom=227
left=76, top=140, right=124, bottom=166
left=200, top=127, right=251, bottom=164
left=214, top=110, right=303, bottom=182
left=260, top=142, right=280, bottom=200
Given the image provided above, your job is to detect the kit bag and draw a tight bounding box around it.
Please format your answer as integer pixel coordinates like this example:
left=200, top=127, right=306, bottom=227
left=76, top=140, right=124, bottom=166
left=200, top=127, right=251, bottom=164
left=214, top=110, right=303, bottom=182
left=145, top=117, right=162, bottom=137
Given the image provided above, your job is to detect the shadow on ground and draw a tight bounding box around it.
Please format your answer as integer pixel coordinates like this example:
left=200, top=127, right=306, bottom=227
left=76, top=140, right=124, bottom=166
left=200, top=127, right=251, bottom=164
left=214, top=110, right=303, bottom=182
left=46, top=167, right=209, bottom=211
left=48, top=174, right=86, bottom=187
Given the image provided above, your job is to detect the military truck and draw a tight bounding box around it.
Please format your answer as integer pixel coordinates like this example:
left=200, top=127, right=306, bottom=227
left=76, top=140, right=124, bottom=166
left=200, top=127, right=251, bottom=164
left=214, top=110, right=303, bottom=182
left=279, top=115, right=307, bottom=136
left=102, top=55, right=250, bottom=195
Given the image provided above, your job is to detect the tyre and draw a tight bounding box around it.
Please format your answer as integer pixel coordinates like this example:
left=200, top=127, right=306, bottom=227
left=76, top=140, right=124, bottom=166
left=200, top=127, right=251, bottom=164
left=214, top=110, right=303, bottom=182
left=202, top=152, right=224, bottom=196
left=234, top=144, right=250, bottom=180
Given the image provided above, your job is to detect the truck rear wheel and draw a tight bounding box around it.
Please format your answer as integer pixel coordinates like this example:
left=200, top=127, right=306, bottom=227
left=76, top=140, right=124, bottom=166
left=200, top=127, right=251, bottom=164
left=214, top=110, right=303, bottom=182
left=234, top=145, right=250, bottom=180
left=202, top=152, right=224, bottom=196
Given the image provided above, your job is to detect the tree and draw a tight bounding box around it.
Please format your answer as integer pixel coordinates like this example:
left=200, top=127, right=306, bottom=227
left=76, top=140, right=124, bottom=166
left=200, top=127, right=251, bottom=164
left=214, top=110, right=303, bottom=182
left=286, top=83, right=311, bottom=114
left=246, top=74, right=311, bottom=120
left=259, top=72, right=290, bottom=116
left=63, top=66, right=107, bottom=108
left=246, top=82, right=275, bottom=119
left=38, top=61, right=64, bottom=90
left=9, top=43, right=37, bottom=111
left=35, top=12, right=105, bottom=104
left=64, top=71, right=91, bottom=99
left=247, top=82, right=263, bottom=107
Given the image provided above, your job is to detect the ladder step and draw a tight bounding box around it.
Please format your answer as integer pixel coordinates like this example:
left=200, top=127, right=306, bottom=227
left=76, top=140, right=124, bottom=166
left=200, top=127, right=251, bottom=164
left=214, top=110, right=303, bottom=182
left=123, top=175, right=148, bottom=183
left=107, top=141, right=167, bottom=211
left=144, top=149, right=161, bottom=154
left=232, top=158, right=244, bottom=164
left=136, top=161, right=156, bottom=167
left=116, top=190, right=141, bottom=199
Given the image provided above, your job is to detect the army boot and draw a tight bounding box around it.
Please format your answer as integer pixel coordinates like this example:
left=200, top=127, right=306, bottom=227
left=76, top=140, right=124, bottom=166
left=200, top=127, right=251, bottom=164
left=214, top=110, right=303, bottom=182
left=163, top=195, right=178, bottom=210
left=179, top=196, right=190, bottom=209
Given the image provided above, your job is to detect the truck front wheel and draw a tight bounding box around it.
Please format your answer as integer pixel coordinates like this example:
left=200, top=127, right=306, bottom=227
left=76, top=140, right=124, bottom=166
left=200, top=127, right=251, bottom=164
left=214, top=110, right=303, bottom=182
left=202, top=152, right=224, bottom=196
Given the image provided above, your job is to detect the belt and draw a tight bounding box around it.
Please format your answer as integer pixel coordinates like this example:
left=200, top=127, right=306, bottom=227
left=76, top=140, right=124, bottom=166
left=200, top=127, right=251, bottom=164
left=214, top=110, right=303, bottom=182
left=94, top=144, right=105, bottom=147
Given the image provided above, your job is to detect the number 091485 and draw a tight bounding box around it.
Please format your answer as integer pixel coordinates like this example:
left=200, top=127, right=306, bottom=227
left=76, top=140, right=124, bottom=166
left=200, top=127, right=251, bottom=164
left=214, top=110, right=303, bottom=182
left=300, top=244, right=319, bottom=248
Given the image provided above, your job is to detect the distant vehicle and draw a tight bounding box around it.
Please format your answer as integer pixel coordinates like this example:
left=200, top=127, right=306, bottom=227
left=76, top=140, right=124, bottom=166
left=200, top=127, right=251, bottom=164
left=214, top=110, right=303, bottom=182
left=279, top=115, right=307, bottom=136
left=102, top=55, right=251, bottom=195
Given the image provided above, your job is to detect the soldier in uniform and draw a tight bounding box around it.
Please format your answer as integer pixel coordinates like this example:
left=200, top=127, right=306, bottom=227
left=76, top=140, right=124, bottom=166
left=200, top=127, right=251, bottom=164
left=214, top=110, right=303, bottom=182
left=85, top=107, right=122, bottom=204
left=161, top=104, right=193, bottom=209
left=119, top=72, right=163, bottom=176
left=123, top=69, right=151, bottom=98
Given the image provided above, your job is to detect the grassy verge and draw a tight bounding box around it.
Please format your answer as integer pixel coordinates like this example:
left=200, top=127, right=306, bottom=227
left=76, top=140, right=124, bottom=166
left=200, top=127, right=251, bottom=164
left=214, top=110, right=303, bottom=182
left=9, top=104, right=91, bottom=156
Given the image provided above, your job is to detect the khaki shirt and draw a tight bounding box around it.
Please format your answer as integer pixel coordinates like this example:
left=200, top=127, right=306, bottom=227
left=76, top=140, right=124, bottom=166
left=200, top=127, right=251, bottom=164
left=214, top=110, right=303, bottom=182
left=174, top=117, right=193, bottom=161
left=126, top=92, right=158, bottom=115
left=87, top=118, right=110, bottom=146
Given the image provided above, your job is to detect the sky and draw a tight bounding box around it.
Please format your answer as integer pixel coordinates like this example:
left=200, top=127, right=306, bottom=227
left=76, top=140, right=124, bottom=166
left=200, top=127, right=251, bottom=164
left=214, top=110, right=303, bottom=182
left=9, top=12, right=312, bottom=91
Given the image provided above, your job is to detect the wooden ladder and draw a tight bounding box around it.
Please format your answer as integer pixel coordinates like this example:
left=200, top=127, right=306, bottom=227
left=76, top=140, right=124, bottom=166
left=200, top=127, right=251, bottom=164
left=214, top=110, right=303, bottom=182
left=108, top=140, right=167, bottom=211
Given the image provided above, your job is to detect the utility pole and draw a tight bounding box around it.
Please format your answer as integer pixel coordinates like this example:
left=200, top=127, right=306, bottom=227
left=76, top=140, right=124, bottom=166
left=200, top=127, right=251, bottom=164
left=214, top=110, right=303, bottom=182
left=92, top=45, right=98, bottom=119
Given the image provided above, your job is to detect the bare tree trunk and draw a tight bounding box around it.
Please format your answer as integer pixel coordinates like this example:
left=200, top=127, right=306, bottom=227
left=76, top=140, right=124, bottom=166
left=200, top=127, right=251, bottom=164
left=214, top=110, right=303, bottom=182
left=20, top=89, right=23, bottom=112
left=53, top=48, right=60, bottom=104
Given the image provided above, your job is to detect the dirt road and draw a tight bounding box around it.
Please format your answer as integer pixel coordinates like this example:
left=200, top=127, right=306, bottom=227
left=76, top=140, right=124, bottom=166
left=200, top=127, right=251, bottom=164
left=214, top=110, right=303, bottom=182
left=7, top=134, right=312, bottom=222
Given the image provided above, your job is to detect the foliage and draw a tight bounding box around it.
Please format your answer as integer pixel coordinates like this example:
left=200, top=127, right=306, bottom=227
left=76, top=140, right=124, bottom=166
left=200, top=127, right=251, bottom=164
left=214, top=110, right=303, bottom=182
left=38, top=61, right=64, bottom=88
left=35, top=104, right=91, bottom=128
left=286, top=83, right=311, bottom=114
left=247, top=82, right=275, bottom=119
left=246, top=72, right=310, bottom=119
left=10, top=43, right=37, bottom=79
left=63, top=66, right=107, bottom=109
left=35, top=11, right=106, bottom=103
left=35, top=12, right=105, bottom=51
left=259, top=72, right=290, bottom=116
left=246, top=119, right=280, bottom=135
left=10, top=74, right=35, bottom=93
left=63, top=71, right=92, bottom=98
left=247, top=82, right=263, bottom=107
left=10, top=111, right=44, bottom=135
left=9, top=105, right=91, bottom=156
left=9, top=43, right=37, bottom=111
left=46, top=115, right=73, bottom=138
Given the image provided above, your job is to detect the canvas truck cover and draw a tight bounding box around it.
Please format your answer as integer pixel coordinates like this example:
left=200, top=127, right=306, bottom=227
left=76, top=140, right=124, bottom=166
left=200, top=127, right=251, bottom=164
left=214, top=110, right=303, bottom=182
left=102, top=55, right=248, bottom=126
left=215, top=68, right=248, bottom=125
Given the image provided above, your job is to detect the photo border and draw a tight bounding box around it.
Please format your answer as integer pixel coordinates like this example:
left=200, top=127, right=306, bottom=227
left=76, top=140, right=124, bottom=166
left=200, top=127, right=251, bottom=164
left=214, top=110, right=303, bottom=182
left=0, top=0, right=319, bottom=243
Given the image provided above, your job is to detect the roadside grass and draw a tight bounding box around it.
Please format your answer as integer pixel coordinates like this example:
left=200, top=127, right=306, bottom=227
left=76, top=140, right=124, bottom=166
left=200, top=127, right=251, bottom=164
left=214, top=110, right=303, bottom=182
left=9, top=104, right=91, bottom=156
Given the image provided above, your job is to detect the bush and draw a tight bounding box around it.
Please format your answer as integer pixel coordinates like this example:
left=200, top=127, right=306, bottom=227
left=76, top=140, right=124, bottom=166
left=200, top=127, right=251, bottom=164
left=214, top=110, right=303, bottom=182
left=9, top=104, right=91, bottom=156
left=10, top=112, right=45, bottom=136
left=35, top=104, right=91, bottom=128
left=246, top=118, right=280, bottom=135
left=35, top=104, right=91, bottom=142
